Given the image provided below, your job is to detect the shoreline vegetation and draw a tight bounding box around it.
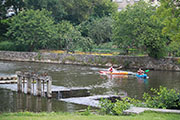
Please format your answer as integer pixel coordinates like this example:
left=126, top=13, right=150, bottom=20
left=0, top=111, right=180, bottom=120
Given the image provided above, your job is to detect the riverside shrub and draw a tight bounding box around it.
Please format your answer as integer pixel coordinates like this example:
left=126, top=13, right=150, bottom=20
left=143, top=86, right=180, bottom=109
left=112, top=99, right=130, bottom=115
left=99, top=86, right=180, bottom=116
left=99, top=98, right=115, bottom=115
left=99, top=97, right=139, bottom=115
left=0, top=41, right=16, bottom=51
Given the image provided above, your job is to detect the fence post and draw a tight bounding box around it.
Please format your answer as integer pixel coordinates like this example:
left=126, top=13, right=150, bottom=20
left=36, top=78, right=42, bottom=96
left=25, top=72, right=31, bottom=94
left=47, top=76, right=52, bottom=98
left=16, top=71, right=22, bottom=93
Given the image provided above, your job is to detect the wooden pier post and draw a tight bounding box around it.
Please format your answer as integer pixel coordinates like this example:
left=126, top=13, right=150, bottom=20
left=22, top=76, right=25, bottom=93
left=32, top=78, right=35, bottom=95
left=36, top=78, right=42, bottom=96
left=36, top=97, right=42, bottom=112
left=25, top=72, right=31, bottom=94
left=16, top=71, right=22, bottom=93
left=42, top=80, right=45, bottom=96
left=17, top=92, right=23, bottom=112
left=47, top=99, right=52, bottom=112
left=16, top=71, right=52, bottom=99
left=26, top=94, right=32, bottom=111
left=47, top=76, right=52, bottom=98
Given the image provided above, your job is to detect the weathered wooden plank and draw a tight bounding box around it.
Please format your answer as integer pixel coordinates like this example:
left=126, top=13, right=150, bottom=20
left=0, top=80, right=17, bottom=84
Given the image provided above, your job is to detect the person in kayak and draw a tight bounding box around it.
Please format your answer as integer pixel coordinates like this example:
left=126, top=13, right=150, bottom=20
left=137, top=68, right=144, bottom=75
left=108, top=66, right=115, bottom=73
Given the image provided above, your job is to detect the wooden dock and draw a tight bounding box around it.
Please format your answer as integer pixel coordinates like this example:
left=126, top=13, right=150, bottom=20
left=0, top=75, right=17, bottom=84
left=0, top=72, right=91, bottom=99
left=15, top=71, right=52, bottom=98
left=0, top=83, right=91, bottom=98
left=0, top=75, right=17, bottom=80
left=0, top=80, right=17, bottom=84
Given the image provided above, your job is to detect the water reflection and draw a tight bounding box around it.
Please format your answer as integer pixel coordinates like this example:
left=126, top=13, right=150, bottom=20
left=16, top=92, right=52, bottom=112
left=0, top=88, right=87, bottom=113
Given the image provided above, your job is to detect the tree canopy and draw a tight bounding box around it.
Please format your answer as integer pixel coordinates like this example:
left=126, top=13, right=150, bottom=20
left=78, top=17, right=113, bottom=45
left=24, top=0, right=66, bottom=22
left=58, top=0, right=117, bottom=24
left=113, top=1, right=168, bottom=58
left=56, top=20, right=93, bottom=52
left=6, top=9, right=58, bottom=51
left=155, top=0, right=180, bottom=56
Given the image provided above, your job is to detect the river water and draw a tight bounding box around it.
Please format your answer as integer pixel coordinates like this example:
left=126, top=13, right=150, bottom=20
left=0, top=60, right=180, bottom=113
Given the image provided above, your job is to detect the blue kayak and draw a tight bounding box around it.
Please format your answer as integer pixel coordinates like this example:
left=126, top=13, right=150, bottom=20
left=136, top=74, right=148, bottom=79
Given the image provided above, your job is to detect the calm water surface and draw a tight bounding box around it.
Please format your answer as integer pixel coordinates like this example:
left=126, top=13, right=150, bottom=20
left=0, top=60, right=180, bottom=112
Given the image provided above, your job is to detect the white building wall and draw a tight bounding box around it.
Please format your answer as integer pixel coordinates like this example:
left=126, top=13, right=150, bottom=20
left=113, top=0, right=160, bottom=11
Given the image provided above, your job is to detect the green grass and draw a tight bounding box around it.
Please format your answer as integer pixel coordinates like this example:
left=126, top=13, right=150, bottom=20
left=0, top=111, right=180, bottom=120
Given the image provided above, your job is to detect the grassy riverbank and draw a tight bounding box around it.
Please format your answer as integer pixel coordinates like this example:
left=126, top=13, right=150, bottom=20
left=0, top=111, right=180, bottom=120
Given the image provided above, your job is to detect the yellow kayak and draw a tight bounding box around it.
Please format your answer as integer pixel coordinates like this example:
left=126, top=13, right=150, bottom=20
left=99, top=71, right=129, bottom=75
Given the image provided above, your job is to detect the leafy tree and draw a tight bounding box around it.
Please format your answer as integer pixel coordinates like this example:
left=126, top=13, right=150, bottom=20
left=0, top=19, right=10, bottom=41
left=142, top=21, right=168, bottom=58
left=56, top=21, right=80, bottom=52
left=59, top=0, right=117, bottom=24
left=6, top=9, right=58, bottom=51
left=78, top=17, right=114, bottom=45
left=24, top=0, right=66, bottom=22
left=77, top=37, right=94, bottom=52
left=25, top=0, right=117, bottom=24
left=155, top=0, right=180, bottom=56
left=56, top=21, right=93, bottom=52
left=113, top=1, right=168, bottom=58
left=92, top=0, right=118, bottom=18
left=59, top=0, right=93, bottom=24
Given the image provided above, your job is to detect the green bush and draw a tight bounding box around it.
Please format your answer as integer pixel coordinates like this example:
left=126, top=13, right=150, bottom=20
left=99, top=97, right=136, bottom=115
left=143, top=86, right=180, bottom=109
left=112, top=99, right=131, bottom=115
left=98, top=87, right=180, bottom=116
left=99, top=98, right=115, bottom=115
left=0, top=41, right=16, bottom=51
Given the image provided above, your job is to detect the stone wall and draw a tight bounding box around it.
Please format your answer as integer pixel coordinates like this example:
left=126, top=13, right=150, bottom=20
left=0, top=51, right=180, bottom=71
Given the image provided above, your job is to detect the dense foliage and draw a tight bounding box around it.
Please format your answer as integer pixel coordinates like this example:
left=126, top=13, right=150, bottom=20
left=143, top=86, right=180, bottom=109
left=0, top=0, right=179, bottom=58
left=0, top=41, right=15, bottom=51
left=99, top=87, right=180, bottom=115
left=113, top=1, right=168, bottom=58
left=24, top=0, right=66, bottom=22
left=56, top=20, right=93, bottom=52
left=99, top=97, right=143, bottom=115
left=6, top=9, right=58, bottom=51
left=78, top=17, right=113, bottom=45
left=155, top=0, right=180, bottom=56
left=58, top=0, right=117, bottom=24
left=99, top=98, right=131, bottom=115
